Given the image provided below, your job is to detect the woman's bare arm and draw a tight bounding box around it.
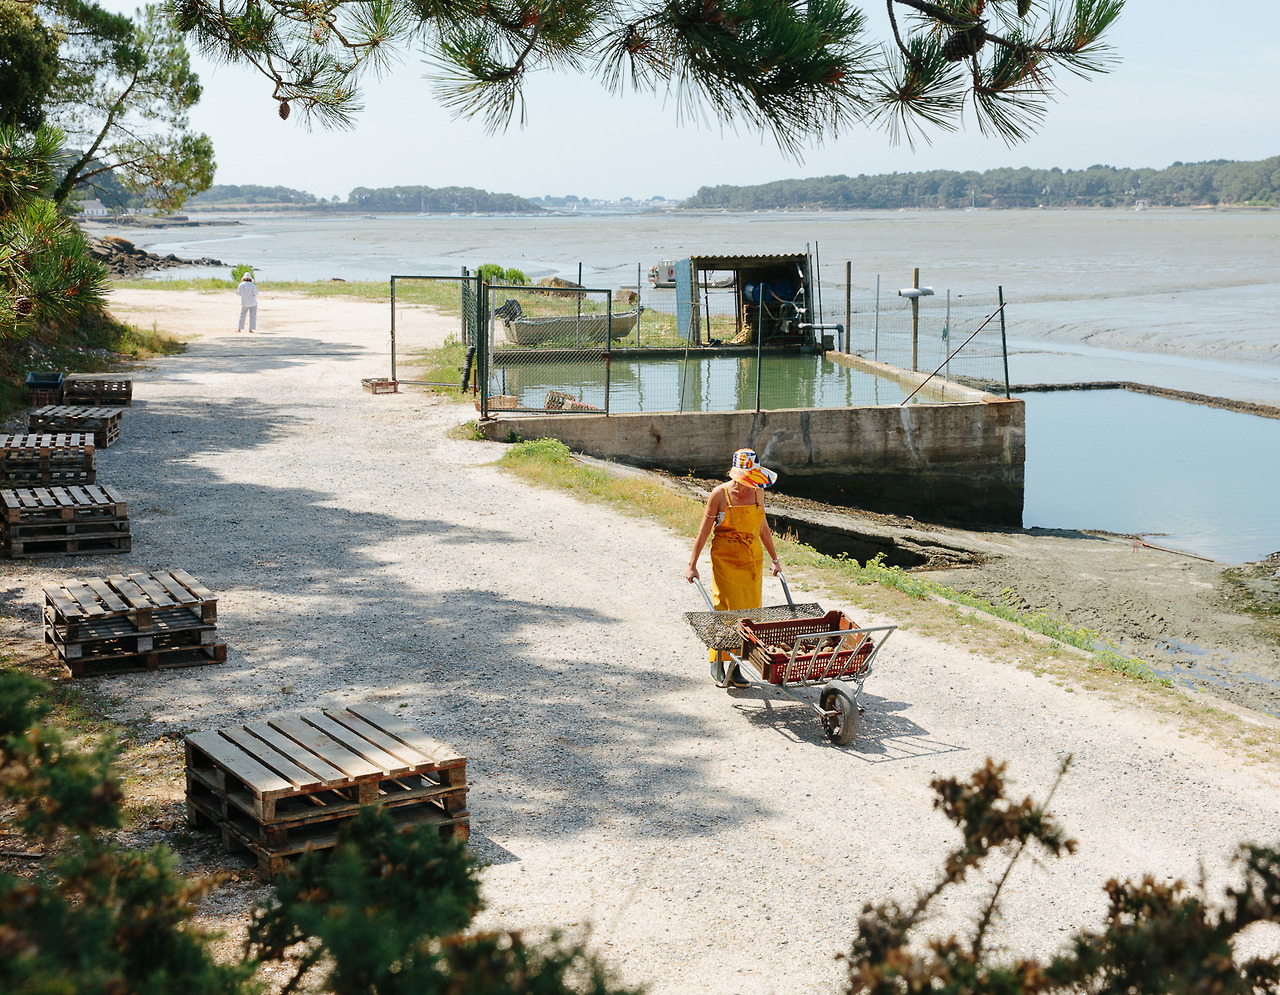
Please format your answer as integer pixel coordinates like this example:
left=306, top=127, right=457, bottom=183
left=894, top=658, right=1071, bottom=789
left=686, top=485, right=726, bottom=582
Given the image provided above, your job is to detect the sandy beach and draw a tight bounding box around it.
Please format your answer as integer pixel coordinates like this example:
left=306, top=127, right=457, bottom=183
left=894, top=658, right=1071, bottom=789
left=2, top=286, right=1278, bottom=993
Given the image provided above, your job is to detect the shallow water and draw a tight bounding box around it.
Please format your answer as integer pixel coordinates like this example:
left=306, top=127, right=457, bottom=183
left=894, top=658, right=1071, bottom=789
left=494, top=352, right=929, bottom=412
left=102, top=209, right=1280, bottom=562
left=1021, top=389, right=1280, bottom=563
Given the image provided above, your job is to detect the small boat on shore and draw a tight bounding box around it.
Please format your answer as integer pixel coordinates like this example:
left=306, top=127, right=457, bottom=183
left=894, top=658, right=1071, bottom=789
left=497, top=304, right=640, bottom=347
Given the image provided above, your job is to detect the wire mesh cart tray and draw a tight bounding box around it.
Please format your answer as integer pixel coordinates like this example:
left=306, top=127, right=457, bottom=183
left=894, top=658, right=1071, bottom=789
left=684, top=575, right=895, bottom=745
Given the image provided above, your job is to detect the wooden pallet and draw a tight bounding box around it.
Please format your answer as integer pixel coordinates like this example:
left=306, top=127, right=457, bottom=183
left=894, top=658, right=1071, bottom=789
left=27, top=406, right=124, bottom=447
left=6, top=532, right=131, bottom=559
left=185, top=704, right=469, bottom=879
left=44, top=569, right=220, bottom=674
left=4, top=485, right=128, bottom=559
left=0, top=466, right=95, bottom=487
left=62, top=376, right=133, bottom=406
left=0, top=433, right=96, bottom=487
left=63, top=641, right=227, bottom=677
left=1, top=484, right=126, bottom=524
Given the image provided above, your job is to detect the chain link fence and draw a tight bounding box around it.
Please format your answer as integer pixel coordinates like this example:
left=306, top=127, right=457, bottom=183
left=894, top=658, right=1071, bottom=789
left=385, top=270, right=1010, bottom=415
left=814, top=279, right=1010, bottom=395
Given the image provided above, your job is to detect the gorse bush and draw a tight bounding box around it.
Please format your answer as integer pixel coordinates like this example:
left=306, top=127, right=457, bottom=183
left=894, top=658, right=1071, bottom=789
left=842, top=758, right=1280, bottom=995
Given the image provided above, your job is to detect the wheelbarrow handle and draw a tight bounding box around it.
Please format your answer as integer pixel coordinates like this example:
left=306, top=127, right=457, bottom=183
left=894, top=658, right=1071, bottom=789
left=777, top=569, right=795, bottom=608
left=692, top=572, right=793, bottom=610
left=692, top=576, right=716, bottom=612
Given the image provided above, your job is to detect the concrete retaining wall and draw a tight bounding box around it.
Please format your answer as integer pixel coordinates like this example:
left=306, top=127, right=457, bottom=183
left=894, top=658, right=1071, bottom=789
left=482, top=396, right=1025, bottom=525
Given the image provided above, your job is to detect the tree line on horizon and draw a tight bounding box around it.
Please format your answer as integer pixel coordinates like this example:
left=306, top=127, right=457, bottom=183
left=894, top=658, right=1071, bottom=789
left=189, top=183, right=542, bottom=213
left=190, top=157, right=1280, bottom=214
left=685, top=156, right=1280, bottom=210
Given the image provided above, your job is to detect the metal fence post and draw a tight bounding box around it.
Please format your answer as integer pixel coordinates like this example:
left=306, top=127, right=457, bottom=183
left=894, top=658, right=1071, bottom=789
left=844, top=260, right=851, bottom=354
left=998, top=285, right=1010, bottom=398
left=636, top=262, right=642, bottom=347
left=910, top=267, right=920, bottom=372
left=874, top=275, right=880, bottom=362
left=605, top=299, right=611, bottom=415
left=477, top=274, right=488, bottom=415
left=390, top=276, right=397, bottom=382
left=755, top=290, right=764, bottom=413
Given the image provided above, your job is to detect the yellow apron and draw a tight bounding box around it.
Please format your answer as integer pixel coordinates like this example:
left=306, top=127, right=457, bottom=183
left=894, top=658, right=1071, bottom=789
left=709, top=501, right=765, bottom=662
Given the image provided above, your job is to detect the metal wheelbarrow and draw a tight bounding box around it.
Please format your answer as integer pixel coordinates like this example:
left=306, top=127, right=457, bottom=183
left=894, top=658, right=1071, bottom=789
left=685, top=573, right=896, bottom=745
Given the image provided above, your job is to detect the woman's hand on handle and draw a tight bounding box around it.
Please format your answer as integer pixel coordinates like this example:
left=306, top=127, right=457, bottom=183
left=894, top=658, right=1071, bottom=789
left=770, top=558, right=781, bottom=577
left=685, top=563, right=700, bottom=583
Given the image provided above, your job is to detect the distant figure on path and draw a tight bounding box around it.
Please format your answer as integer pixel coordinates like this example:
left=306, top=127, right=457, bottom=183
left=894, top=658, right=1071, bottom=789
left=236, top=272, right=258, bottom=332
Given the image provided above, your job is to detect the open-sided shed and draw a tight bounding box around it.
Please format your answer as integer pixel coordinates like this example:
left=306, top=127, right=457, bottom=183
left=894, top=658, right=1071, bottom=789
left=673, top=252, right=817, bottom=348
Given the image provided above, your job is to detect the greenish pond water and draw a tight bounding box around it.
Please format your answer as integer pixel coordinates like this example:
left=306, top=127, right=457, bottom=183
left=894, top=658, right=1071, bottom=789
left=492, top=352, right=934, bottom=412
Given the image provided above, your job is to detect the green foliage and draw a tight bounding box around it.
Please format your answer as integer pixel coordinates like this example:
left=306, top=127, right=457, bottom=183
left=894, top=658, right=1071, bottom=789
left=477, top=263, right=529, bottom=285
left=41, top=0, right=215, bottom=212
left=0, top=0, right=60, bottom=130
left=190, top=183, right=319, bottom=205
left=230, top=262, right=254, bottom=281
left=685, top=156, right=1280, bottom=209
left=0, top=123, right=109, bottom=376
left=346, top=184, right=540, bottom=213
left=0, top=672, right=258, bottom=995
left=842, top=758, right=1280, bottom=995
left=169, top=0, right=1122, bottom=151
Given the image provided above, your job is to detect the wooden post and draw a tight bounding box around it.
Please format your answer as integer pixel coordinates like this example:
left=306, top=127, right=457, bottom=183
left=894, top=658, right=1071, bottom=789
left=910, top=267, right=920, bottom=372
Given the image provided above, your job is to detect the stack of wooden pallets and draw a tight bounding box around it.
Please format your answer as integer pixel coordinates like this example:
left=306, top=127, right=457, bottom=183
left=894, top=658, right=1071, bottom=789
left=184, top=704, right=469, bottom=879
left=43, top=569, right=225, bottom=676
left=0, top=433, right=96, bottom=488
left=28, top=406, right=125, bottom=447
left=2, top=484, right=128, bottom=558
left=62, top=376, right=133, bottom=407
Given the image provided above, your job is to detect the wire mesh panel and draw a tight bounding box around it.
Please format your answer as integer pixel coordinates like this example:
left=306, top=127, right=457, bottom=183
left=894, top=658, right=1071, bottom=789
left=816, top=282, right=1009, bottom=395
left=390, top=275, right=479, bottom=387
left=470, top=266, right=1009, bottom=415
left=485, top=286, right=622, bottom=414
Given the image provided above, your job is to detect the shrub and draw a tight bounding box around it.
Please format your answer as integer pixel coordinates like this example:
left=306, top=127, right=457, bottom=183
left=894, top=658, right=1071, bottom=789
left=230, top=262, right=254, bottom=281
left=476, top=263, right=527, bottom=285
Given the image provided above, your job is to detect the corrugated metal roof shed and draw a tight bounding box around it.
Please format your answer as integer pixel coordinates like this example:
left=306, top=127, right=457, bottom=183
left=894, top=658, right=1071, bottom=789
left=689, top=253, right=808, bottom=269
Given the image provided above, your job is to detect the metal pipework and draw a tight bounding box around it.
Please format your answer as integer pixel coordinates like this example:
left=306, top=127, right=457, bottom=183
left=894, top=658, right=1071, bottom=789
left=800, top=322, right=845, bottom=351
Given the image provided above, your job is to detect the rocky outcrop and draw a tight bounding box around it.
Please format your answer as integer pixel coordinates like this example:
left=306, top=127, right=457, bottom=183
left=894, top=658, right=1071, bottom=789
left=87, top=235, right=224, bottom=277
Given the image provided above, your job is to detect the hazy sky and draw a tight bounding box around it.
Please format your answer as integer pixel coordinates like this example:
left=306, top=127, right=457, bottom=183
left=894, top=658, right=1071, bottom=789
left=110, top=0, right=1280, bottom=201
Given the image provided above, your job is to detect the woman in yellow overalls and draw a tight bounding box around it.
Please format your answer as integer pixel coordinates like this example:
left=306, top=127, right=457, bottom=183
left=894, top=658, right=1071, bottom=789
left=685, top=449, right=781, bottom=686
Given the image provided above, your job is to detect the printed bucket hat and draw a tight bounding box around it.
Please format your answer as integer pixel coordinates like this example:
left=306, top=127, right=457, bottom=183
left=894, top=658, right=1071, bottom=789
left=728, top=448, right=777, bottom=488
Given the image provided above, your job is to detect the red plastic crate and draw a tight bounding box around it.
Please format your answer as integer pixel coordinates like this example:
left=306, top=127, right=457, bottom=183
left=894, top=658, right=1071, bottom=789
left=741, top=610, right=875, bottom=685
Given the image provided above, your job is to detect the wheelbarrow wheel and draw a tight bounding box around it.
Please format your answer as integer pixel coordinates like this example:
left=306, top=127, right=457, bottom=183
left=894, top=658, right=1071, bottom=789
left=820, top=687, right=859, bottom=745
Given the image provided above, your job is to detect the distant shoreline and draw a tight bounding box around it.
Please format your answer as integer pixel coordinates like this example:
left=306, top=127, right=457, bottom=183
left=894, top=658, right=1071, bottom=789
left=87, top=203, right=1275, bottom=223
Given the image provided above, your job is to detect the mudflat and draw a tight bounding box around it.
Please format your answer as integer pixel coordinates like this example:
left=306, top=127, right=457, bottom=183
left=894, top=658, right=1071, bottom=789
left=1, top=287, right=1277, bottom=994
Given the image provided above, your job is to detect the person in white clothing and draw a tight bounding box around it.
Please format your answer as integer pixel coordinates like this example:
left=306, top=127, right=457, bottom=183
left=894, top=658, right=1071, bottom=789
left=236, top=272, right=258, bottom=332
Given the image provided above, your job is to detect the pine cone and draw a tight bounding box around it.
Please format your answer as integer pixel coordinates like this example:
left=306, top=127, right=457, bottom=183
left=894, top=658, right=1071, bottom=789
left=278, top=100, right=291, bottom=120
left=942, top=25, right=987, bottom=62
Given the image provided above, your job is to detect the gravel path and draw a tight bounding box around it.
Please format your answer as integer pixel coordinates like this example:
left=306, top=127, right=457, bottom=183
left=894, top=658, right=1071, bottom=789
left=4, top=289, right=1279, bottom=993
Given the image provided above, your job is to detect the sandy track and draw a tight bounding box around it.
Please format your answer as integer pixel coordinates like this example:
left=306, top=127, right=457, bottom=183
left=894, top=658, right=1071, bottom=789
left=2, top=288, right=1278, bottom=993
